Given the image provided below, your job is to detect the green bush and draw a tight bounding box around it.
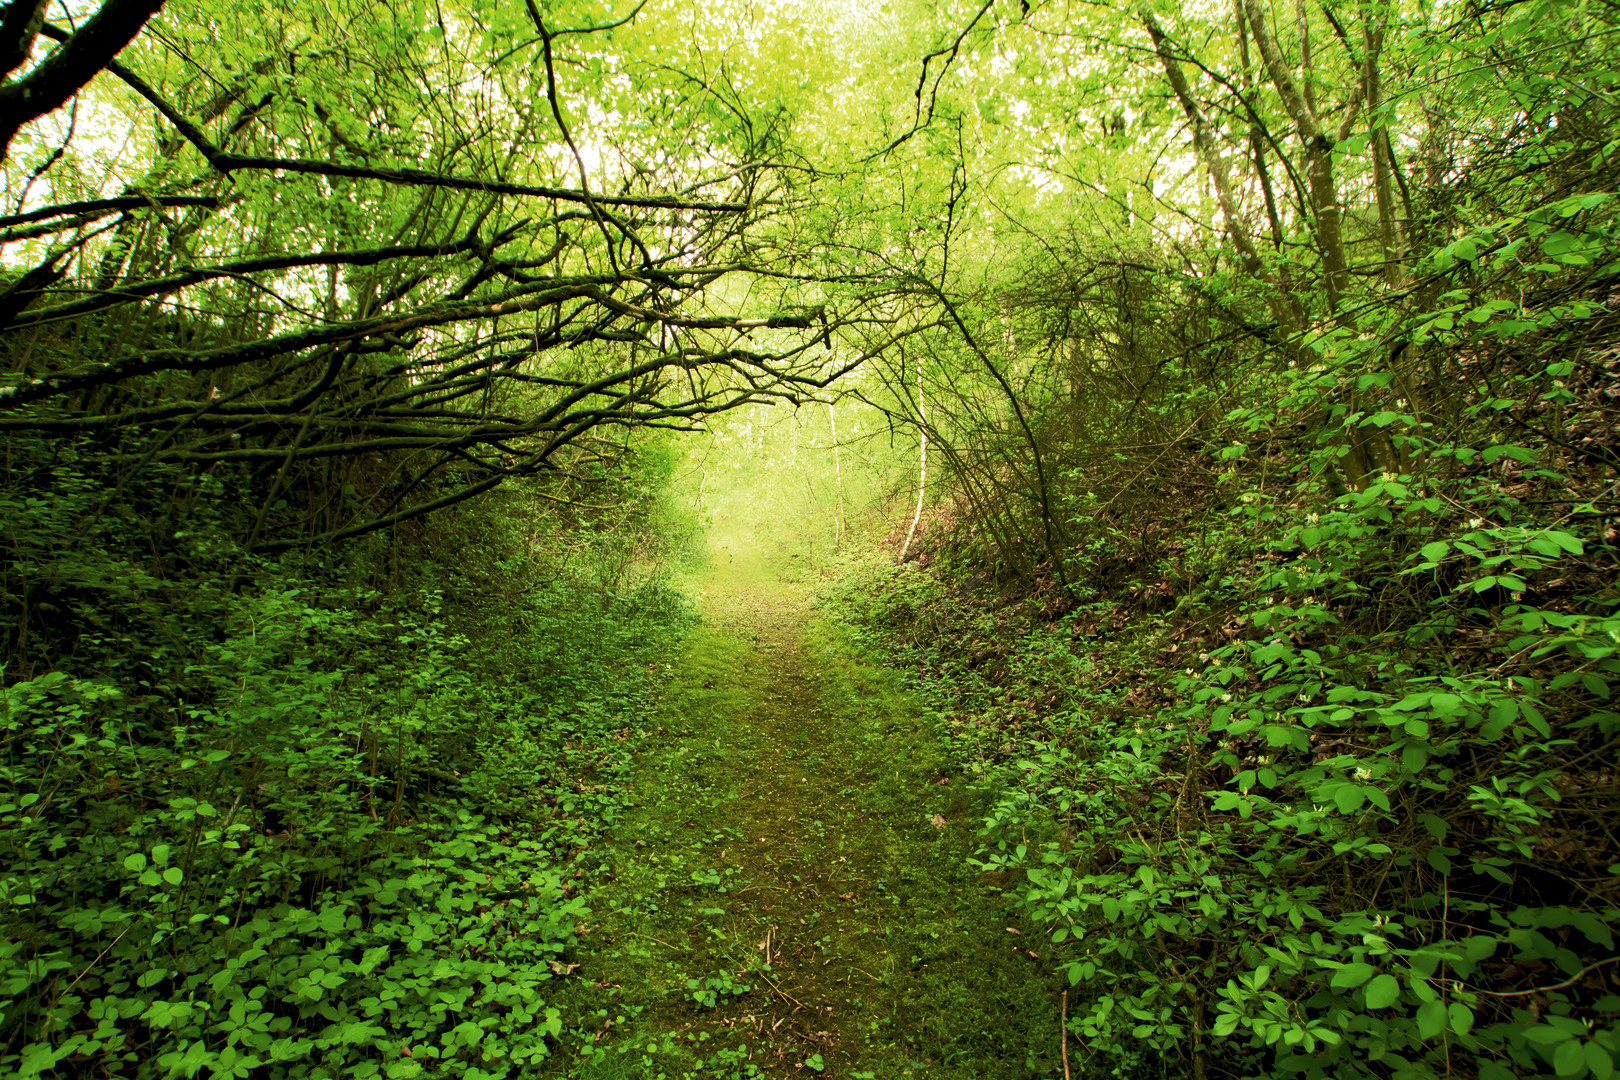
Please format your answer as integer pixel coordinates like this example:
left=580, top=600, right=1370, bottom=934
left=0, top=451, right=694, bottom=1079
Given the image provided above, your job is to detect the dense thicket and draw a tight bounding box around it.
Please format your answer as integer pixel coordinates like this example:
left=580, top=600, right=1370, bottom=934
left=0, top=1, right=844, bottom=1075
left=1, top=439, right=702, bottom=1077
left=830, top=0, right=1620, bottom=1077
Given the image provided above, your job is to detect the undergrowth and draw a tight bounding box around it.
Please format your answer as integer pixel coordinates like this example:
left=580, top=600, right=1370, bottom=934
left=818, top=174, right=1620, bottom=1080
left=0, top=454, right=695, bottom=1079
left=823, top=444, right=1620, bottom=1080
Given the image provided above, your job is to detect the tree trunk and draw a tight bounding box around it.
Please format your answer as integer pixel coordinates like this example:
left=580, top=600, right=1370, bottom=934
left=900, top=365, right=926, bottom=561
left=1362, top=7, right=1403, bottom=286
left=1139, top=5, right=1265, bottom=281
left=1144, top=4, right=1305, bottom=341
left=828, top=401, right=845, bottom=549
left=1242, top=0, right=1350, bottom=314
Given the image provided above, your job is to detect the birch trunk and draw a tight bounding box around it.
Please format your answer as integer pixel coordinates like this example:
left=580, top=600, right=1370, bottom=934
left=828, top=402, right=845, bottom=549
left=900, top=367, right=927, bottom=561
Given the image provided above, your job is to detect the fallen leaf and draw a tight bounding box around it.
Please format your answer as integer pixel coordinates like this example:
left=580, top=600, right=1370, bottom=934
left=930, top=813, right=946, bottom=829
left=547, top=960, right=580, bottom=976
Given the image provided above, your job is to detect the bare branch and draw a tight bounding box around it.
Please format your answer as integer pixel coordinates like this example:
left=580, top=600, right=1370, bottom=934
left=0, top=0, right=165, bottom=160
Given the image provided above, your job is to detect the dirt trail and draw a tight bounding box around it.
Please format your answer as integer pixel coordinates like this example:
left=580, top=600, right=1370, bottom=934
left=699, top=577, right=924, bottom=1071
left=551, top=567, right=1062, bottom=1080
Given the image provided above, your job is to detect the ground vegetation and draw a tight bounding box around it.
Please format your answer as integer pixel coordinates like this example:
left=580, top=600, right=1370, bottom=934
left=825, top=0, right=1620, bottom=1074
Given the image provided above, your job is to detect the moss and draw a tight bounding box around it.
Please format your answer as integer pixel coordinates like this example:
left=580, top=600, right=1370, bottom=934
left=539, top=567, right=1065, bottom=1079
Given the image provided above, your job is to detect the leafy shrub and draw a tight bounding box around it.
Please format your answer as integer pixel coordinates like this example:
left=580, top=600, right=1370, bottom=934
left=0, top=455, right=694, bottom=1078
left=830, top=450, right=1619, bottom=1079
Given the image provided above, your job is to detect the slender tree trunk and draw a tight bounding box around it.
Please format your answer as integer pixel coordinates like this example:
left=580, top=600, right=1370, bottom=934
left=1235, top=1, right=1280, bottom=244
left=930, top=287, right=1071, bottom=590
left=1139, top=5, right=1265, bottom=280
left=1362, top=7, right=1403, bottom=286
left=1143, top=4, right=1304, bottom=340
left=1242, top=0, right=1350, bottom=313
left=901, top=366, right=926, bottom=561
left=1241, top=0, right=1376, bottom=490
left=828, top=401, right=845, bottom=549
left=1295, top=0, right=1317, bottom=118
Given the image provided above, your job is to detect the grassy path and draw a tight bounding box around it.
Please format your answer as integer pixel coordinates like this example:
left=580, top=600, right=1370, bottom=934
left=542, top=568, right=1063, bottom=1080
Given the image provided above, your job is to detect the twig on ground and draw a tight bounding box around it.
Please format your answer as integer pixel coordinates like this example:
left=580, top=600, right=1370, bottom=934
left=758, top=971, right=811, bottom=1012
left=627, top=932, right=682, bottom=951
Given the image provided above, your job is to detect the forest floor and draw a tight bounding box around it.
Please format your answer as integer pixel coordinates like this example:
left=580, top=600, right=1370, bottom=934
left=539, top=558, right=1064, bottom=1080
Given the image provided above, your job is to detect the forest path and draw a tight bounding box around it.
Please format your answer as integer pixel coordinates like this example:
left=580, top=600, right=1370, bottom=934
left=546, top=562, right=1063, bottom=1080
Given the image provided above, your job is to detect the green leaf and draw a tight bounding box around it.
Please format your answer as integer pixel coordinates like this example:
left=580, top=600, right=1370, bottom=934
left=1364, top=973, right=1400, bottom=1008
left=162, top=867, right=184, bottom=886
left=1527, top=1024, right=1577, bottom=1047
left=1542, top=231, right=1581, bottom=255
left=1333, top=785, right=1366, bottom=814
left=1555, top=1038, right=1590, bottom=1078
left=1416, top=999, right=1447, bottom=1039
left=1331, top=962, right=1376, bottom=989
left=1419, top=541, right=1450, bottom=563
left=1481, top=444, right=1537, bottom=464
left=1418, top=814, right=1449, bottom=839
left=1448, top=1001, right=1473, bottom=1035
left=1587, top=1041, right=1615, bottom=1080
left=123, top=853, right=147, bottom=872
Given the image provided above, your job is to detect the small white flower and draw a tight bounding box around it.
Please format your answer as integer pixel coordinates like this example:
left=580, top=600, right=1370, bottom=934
left=1354, top=767, right=1373, bottom=781
left=1469, top=518, right=1485, bottom=528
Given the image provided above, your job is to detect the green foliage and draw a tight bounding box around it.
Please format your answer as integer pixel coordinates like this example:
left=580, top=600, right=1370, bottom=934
left=0, top=448, right=694, bottom=1078
left=828, top=381, right=1620, bottom=1079
left=5, top=0, right=1620, bottom=1075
